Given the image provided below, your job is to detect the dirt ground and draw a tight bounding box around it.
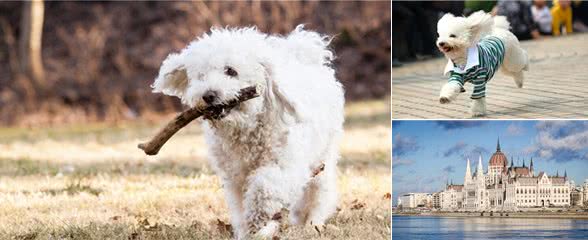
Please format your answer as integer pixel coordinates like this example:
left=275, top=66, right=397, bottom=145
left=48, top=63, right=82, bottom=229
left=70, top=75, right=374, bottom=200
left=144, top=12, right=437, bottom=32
left=0, top=97, right=391, bottom=240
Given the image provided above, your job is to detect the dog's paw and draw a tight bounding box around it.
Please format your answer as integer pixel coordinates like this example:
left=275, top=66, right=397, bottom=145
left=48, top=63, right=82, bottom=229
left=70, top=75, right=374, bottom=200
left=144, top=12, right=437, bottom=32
left=439, top=97, right=451, bottom=104
left=470, top=98, right=487, bottom=117
left=254, top=220, right=279, bottom=239
left=471, top=111, right=486, bottom=118
left=439, top=82, right=461, bottom=104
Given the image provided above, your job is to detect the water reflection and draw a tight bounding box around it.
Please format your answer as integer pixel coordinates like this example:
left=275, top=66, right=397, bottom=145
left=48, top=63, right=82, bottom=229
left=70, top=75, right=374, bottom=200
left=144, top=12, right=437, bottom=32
left=393, top=216, right=588, bottom=240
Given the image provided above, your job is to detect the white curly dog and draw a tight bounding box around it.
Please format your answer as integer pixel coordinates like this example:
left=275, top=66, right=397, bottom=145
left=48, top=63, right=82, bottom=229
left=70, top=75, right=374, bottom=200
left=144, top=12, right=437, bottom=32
left=436, top=11, right=529, bottom=117
left=152, top=25, right=344, bottom=239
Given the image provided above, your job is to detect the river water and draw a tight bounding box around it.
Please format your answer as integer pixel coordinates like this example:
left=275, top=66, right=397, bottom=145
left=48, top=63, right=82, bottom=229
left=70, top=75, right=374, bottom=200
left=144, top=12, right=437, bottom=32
left=392, top=215, right=588, bottom=239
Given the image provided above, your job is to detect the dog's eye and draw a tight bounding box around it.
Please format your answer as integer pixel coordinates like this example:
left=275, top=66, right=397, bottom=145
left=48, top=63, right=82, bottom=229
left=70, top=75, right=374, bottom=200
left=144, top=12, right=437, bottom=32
left=224, top=66, right=238, bottom=77
left=449, top=34, right=456, bottom=38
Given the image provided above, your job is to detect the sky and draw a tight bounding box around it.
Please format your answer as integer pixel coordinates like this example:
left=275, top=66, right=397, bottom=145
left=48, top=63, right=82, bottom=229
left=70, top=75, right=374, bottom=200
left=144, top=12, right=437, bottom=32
left=392, top=120, right=588, bottom=205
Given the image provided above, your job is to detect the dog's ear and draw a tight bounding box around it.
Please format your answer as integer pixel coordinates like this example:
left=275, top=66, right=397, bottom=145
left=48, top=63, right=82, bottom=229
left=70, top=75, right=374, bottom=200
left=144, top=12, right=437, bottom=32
left=285, top=25, right=334, bottom=67
left=437, top=13, right=455, bottom=29
left=260, top=62, right=301, bottom=123
left=152, top=53, right=189, bottom=98
left=466, top=11, right=494, bottom=38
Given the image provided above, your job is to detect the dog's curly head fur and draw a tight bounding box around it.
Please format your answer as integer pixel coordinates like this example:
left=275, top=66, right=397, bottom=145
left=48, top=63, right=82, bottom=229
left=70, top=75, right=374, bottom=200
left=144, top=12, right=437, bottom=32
left=152, top=25, right=334, bottom=126
left=436, top=11, right=495, bottom=60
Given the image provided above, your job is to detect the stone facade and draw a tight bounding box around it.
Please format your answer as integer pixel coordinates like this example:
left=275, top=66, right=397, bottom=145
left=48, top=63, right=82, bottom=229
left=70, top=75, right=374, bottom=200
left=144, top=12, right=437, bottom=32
left=439, top=139, right=578, bottom=211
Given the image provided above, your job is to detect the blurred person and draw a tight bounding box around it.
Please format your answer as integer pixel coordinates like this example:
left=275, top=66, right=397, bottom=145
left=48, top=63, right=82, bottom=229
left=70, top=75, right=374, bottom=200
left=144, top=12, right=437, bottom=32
left=392, top=2, right=439, bottom=62
left=392, top=1, right=416, bottom=62
left=464, top=0, right=497, bottom=16
left=532, top=0, right=553, bottom=35
left=551, top=0, right=573, bottom=35
left=496, top=0, right=541, bottom=40
left=572, top=0, right=588, bottom=32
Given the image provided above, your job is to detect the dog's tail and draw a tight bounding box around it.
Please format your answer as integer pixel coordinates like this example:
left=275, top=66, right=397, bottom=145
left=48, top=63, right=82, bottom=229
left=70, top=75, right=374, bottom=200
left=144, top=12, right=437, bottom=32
left=493, top=16, right=510, bottom=30
left=285, top=24, right=334, bottom=66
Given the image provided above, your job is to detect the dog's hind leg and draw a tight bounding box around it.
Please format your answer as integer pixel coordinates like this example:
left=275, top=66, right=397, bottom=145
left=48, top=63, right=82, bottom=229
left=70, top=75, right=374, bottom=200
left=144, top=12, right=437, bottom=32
left=502, top=45, right=528, bottom=88
left=501, top=68, right=524, bottom=88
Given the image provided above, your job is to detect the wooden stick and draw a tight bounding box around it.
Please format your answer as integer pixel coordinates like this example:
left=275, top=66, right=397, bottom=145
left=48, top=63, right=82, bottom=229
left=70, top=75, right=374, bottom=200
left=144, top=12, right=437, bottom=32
left=138, top=86, right=258, bottom=155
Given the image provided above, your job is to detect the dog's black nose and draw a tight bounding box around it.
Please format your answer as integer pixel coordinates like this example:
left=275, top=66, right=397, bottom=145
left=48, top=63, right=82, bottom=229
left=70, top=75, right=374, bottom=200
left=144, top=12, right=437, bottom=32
left=202, top=91, right=218, bottom=104
left=439, top=42, right=446, bottom=47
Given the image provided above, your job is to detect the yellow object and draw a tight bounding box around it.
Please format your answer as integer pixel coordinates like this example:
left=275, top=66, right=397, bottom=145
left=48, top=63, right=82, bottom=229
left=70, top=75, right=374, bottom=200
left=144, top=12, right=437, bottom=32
left=551, top=1, right=573, bottom=36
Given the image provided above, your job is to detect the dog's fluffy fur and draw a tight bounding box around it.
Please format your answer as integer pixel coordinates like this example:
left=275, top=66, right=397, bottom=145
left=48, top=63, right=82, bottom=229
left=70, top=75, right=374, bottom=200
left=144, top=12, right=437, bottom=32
left=436, top=11, right=529, bottom=117
left=152, top=25, right=344, bottom=239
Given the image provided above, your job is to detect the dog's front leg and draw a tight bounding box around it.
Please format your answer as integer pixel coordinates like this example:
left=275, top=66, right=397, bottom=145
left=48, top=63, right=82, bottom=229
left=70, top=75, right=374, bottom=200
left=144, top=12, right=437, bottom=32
left=471, top=97, right=487, bottom=117
left=439, top=81, right=462, bottom=104
left=242, top=165, right=292, bottom=239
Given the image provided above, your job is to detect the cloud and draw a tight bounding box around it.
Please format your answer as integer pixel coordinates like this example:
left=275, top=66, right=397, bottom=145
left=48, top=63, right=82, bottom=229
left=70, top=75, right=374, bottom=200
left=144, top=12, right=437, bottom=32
left=526, top=121, right=588, bottom=162
left=506, top=122, right=524, bottom=136
left=443, top=142, right=468, bottom=157
left=392, top=158, right=414, bottom=169
left=443, top=142, right=489, bottom=161
left=442, top=165, right=455, bottom=174
left=435, top=121, right=486, bottom=130
left=392, top=134, right=420, bottom=157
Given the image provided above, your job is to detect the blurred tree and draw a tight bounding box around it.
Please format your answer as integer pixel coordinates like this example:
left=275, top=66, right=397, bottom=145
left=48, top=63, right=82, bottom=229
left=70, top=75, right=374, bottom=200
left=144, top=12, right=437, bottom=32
left=19, top=0, right=45, bottom=92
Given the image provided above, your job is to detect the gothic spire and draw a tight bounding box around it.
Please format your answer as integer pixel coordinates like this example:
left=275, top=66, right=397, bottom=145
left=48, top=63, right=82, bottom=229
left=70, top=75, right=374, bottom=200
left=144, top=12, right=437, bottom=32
left=476, top=155, right=484, bottom=177
left=529, top=158, right=534, bottom=176
left=564, top=170, right=567, bottom=179
left=556, top=170, right=559, bottom=177
left=465, top=158, right=472, bottom=183
left=522, top=159, right=526, bottom=168
left=496, top=137, right=501, bottom=152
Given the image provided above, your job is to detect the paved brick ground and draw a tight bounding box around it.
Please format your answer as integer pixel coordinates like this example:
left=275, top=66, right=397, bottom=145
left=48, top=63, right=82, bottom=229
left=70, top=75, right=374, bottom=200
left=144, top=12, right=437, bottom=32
left=392, top=33, right=588, bottom=119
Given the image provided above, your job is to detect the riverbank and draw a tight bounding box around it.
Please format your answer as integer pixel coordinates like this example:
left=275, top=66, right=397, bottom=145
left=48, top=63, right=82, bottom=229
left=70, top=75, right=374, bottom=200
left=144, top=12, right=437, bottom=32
left=394, top=211, right=588, bottom=219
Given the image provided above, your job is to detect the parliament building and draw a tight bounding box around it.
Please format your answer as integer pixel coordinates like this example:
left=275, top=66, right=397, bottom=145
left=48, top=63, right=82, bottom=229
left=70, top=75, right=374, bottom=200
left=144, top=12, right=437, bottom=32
left=440, top=139, right=573, bottom=211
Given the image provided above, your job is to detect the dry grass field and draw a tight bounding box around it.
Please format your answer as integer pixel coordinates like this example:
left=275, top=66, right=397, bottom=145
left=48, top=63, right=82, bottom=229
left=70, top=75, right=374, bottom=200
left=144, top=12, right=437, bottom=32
left=0, top=98, right=391, bottom=240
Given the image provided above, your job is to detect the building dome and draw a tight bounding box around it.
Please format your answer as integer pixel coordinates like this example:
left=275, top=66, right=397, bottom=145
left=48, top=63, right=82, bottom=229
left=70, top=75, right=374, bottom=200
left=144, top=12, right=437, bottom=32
left=488, top=138, right=508, bottom=167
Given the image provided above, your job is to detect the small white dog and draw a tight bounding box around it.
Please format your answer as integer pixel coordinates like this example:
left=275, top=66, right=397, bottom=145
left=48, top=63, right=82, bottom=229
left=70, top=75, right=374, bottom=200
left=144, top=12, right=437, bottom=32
left=436, top=11, right=529, bottom=117
left=152, top=25, right=344, bottom=239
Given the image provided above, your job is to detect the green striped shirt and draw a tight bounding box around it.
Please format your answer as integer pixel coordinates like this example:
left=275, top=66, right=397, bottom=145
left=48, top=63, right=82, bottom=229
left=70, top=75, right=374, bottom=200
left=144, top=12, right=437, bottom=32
left=447, top=36, right=505, bottom=99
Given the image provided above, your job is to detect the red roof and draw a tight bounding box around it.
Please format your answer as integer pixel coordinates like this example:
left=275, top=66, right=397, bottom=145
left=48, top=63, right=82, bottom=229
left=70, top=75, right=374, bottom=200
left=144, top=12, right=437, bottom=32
left=513, top=167, right=531, bottom=176
left=489, top=151, right=508, bottom=167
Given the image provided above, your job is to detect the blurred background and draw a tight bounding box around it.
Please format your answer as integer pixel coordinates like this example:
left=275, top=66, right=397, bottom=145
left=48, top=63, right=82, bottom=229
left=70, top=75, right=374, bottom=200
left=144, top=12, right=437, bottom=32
left=392, top=0, right=588, bottom=66
left=0, top=1, right=390, bottom=126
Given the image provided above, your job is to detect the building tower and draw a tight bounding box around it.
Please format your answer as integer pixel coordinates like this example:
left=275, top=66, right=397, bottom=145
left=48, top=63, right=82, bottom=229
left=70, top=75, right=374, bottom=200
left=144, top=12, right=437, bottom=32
left=488, top=138, right=507, bottom=185
left=476, top=155, right=486, bottom=210
left=530, top=158, right=534, bottom=176
left=476, top=155, right=484, bottom=179
left=465, top=158, right=472, bottom=184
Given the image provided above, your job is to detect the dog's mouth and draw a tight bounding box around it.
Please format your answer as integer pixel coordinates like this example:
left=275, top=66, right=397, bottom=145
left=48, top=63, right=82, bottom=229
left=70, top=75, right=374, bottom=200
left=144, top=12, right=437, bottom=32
left=203, top=104, right=237, bottom=121
left=439, top=45, right=453, bottom=53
